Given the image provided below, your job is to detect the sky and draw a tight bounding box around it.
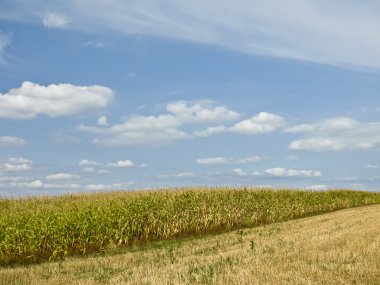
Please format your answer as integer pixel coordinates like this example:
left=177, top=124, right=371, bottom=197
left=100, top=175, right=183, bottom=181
left=0, top=0, right=379, bottom=197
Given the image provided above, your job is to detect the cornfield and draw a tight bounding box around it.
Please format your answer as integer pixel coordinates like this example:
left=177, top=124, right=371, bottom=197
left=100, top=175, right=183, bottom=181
left=1, top=187, right=379, bottom=266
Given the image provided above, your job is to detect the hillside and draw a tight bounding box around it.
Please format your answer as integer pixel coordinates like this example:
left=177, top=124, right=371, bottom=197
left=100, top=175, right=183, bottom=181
left=1, top=204, right=379, bottom=285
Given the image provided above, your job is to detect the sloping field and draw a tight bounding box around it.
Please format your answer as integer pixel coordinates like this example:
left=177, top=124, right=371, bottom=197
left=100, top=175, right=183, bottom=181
left=1, top=204, right=379, bottom=285
left=1, top=188, right=380, bottom=266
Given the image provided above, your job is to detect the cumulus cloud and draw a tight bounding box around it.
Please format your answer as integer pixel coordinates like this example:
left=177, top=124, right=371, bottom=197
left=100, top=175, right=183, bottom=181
left=365, top=164, right=378, bottom=169
left=79, top=101, right=239, bottom=146
left=28, top=180, right=43, bottom=189
left=82, top=167, right=96, bottom=173
left=0, top=81, right=113, bottom=119
left=46, top=173, right=80, bottom=181
left=290, top=138, right=347, bottom=152
left=197, top=155, right=262, bottom=165
left=193, top=125, right=227, bottom=138
left=197, top=157, right=229, bottom=165
left=3, top=1, right=380, bottom=69
left=107, top=160, right=134, bottom=168
left=78, top=159, right=99, bottom=167
left=285, top=117, right=359, bottom=133
left=288, top=117, right=380, bottom=152
left=78, top=158, right=137, bottom=173
left=43, top=183, right=81, bottom=190
left=42, top=12, right=68, bottom=28
left=0, top=176, right=27, bottom=182
left=0, top=136, right=27, bottom=147
left=230, top=112, right=285, bottom=135
left=0, top=157, right=32, bottom=172
left=264, top=167, right=321, bottom=178
left=194, top=112, right=285, bottom=138
left=85, top=184, right=110, bottom=190
left=232, top=168, right=246, bottom=176
left=157, top=172, right=195, bottom=179
left=305, top=184, right=328, bottom=191
left=175, top=172, right=195, bottom=178
left=166, top=101, right=239, bottom=123
left=97, top=116, right=108, bottom=126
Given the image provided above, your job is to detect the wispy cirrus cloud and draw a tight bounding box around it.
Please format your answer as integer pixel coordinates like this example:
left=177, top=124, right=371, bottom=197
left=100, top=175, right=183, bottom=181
left=2, top=1, right=380, bottom=69
left=0, top=32, right=11, bottom=64
left=42, top=12, right=68, bottom=28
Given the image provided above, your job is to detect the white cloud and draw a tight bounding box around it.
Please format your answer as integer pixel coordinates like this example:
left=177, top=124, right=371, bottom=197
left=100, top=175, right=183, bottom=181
left=78, top=159, right=99, bottom=167
left=193, top=125, right=227, bottom=138
left=79, top=159, right=136, bottom=173
left=82, top=167, right=95, bottom=173
left=44, top=183, right=81, bottom=190
left=157, top=172, right=195, bottom=179
left=97, top=169, right=111, bottom=175
left=166, top=101, right=239, bottom=123
left=79, top=100, right=238, bottom=146
left=82, top=41, right=106, bottom=48
left=305, top=184, right=328, bottom=191
left=286, top=117, right=359, bottom=133
left=232, top=168, right=246, bottom=176
left=197, top=157, right=228, bottom=165
left=0, top=81, right=113, bottom=119
left=290, top=138, right=347, bottom=152
left=0, top=136, right=27, bottom=147
left=264, top=167, right=321, bottom=178
left=0, top=176, right=27, bottom=182
left=285, top=155, right=298, bottom=161
left=288, top=117, right=380, bottom=152
left=42, top=12, right=68, bottom=28
left=112, top=182, right=134, bottom=188
left=7, top=157, right=30, bottom=164
left=46, top=173, right=80, bottom=181
left=175, top=172, right=195, bottom=178
left=4, top=1, right=380, bottom=69
left=197, top=155, right=262, bottom=165
left=28, top=180, right=43, bottom=189
left=194, top=112, right=285, bottom=138
left=107, top=160, right=134, bottom=168
left=0, top=32, right=11, bottom=65
left=231, top=112, right=285, bottom=135
left=365, top=164, right=378, bottom=169
left=97, top=116, right=108, bottom=126
left=235, top=156, right=262, bottom=164
left=0, top=157, right=32, bottom=172
left=337, top=176, right=358, bottom=182
left=85, top=184, right=110, bottom=190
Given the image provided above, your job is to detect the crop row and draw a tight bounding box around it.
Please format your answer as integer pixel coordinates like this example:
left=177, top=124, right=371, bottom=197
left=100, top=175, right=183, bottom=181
left=1, top=187, right=380, bottom=266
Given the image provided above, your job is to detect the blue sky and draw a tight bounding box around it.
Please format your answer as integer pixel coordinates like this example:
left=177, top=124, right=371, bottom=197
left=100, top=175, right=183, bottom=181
left=0, top=0, right=379, bottom=196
